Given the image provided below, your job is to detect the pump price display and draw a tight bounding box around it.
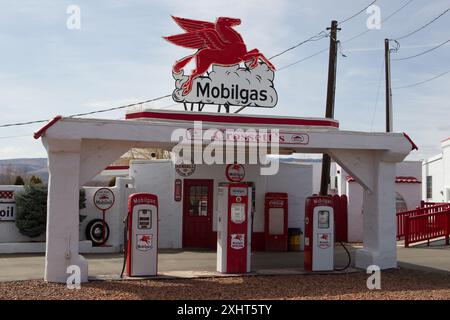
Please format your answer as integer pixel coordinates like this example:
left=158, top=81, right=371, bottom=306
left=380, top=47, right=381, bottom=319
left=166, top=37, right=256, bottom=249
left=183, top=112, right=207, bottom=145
left=177, top=304, right=272, bottom=318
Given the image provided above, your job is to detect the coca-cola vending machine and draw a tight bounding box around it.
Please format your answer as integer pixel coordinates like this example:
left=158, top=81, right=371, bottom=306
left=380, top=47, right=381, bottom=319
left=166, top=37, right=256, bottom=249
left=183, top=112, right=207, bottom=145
left=264, top=193, right=288, bottom=251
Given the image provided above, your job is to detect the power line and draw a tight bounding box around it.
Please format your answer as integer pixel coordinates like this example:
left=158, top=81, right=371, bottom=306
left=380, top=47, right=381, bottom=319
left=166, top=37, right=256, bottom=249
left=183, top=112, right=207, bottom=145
left=392, top=39, right=450, bottom=61
left=279, top=0, right=414, bottom=71
left=394, top=7, right=450, bottom=41
left=393, top=69, right=450, bottom=89
left=370, top=57, right=385, bottom=131
left=0, top=94, right=172, bottom=128
left=268, top=31, right=329, bottom=60
left=342, top=0, right=415, bottom=44
left=338, top=0, right=377, bottom=25
left=67, top=94, right=172, bottom=118
left=270, top=0, right=383, bottom=60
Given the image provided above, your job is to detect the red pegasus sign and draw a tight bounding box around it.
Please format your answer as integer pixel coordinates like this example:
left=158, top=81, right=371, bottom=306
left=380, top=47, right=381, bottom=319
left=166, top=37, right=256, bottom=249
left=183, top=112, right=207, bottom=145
left=164, top=16, right=275, bottom=95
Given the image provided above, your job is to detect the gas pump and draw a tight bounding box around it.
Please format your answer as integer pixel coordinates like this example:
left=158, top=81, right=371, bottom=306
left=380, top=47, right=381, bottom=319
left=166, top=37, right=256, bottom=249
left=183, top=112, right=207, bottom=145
left=304, top=196, right=334, bottom=271
left=125, top=193, right=158, bottom=277
left=217, top=183, right=252, bottom=273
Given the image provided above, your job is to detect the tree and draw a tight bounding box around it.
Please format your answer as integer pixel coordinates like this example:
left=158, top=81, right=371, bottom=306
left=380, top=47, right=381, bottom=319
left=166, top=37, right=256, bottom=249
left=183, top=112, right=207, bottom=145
left=15, top=184, right=87, bottom=238
left=14, top=176, right=25, bottom=185
left=108, top=177, right=116, bottom=187
left=29, top=175, right=43, bottom=185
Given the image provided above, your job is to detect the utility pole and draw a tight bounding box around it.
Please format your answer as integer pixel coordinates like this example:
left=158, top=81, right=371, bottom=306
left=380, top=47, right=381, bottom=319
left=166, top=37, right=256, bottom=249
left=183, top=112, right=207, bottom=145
left=384, top=38, right=393, bottom=132
left=320, top=20, right=340, bottom=196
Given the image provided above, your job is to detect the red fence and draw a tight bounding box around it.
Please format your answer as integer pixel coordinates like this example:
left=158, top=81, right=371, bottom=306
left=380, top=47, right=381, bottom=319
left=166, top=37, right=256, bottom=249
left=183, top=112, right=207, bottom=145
left=397, top=202, right=450, bottom=247
left=397, top=203, right=450, bottom=239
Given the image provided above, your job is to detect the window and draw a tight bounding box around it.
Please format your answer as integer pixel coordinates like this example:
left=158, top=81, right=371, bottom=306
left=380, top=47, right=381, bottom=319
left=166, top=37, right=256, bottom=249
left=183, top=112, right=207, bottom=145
left=188, top=185, right=208, bottom=216
left=426, top=176, right=433, bottom=199
left=395, top=193, right=407, bottom=213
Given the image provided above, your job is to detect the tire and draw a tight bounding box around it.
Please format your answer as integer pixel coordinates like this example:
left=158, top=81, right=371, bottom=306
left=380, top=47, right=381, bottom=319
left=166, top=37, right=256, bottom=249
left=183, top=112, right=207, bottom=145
left=85, top=219, right=110, bottom=246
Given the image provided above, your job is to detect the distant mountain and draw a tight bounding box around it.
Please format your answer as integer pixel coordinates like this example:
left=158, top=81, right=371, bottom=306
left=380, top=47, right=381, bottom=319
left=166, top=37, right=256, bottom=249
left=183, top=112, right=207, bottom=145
left=0, top=158, right=48, bottom=184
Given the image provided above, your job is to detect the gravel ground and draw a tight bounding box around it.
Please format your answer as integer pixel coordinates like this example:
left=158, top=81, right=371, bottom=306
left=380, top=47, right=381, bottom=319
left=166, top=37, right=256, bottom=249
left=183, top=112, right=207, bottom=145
left=0, top=268, right=448, bottom=300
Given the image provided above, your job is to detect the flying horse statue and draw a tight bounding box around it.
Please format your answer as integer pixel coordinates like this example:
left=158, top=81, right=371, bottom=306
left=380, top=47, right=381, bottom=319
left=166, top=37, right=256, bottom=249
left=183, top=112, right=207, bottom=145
left=164, top=16, right=276, bottom=94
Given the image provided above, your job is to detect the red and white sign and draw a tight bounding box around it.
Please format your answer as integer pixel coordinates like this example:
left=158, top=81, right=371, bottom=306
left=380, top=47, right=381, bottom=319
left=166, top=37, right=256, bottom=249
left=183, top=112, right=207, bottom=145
left=226, top=164, right=245, bottom=182
left=185, top=128, right=309, bottom=145
left=318, top=233, right=331, bottom=249
left=136, top=234, right=153, bottom=251
left=230, top=234, right=245, bottom=250
left=175, top=163, right=196, bottom=177
left=93, top=188, right=115, bottom=211
left=174, top=179, right=182, bottom=202
left=164, top=16, right=277, bottom=108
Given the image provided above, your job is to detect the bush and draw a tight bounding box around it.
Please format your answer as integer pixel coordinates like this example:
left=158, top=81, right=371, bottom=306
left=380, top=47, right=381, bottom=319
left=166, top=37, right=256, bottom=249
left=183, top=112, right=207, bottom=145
left=29, top=176, right=43, bottom=185
left=14, top=176, right=25, bottom=185
left=15, top=185, right=87, bottom=238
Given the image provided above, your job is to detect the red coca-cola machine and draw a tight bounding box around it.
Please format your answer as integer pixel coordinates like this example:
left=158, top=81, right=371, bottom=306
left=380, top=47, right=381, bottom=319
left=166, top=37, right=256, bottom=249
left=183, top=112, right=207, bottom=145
left=217, top=183, right=252, bottom=273
left=264, top=193, right=288, bottom=251
left=304, top=196, right=334, bottom=271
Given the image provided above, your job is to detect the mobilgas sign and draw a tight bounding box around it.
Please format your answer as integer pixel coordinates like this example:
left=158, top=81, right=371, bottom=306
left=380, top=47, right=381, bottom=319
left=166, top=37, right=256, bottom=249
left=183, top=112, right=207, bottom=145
left=164, top=16, right=277, bottom=108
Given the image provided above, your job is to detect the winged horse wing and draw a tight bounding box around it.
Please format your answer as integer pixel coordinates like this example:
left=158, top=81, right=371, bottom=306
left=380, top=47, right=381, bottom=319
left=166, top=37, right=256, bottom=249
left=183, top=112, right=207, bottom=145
left=171, top=16, right=215, bottom=32
left=164, top=29, right=227, bottom=50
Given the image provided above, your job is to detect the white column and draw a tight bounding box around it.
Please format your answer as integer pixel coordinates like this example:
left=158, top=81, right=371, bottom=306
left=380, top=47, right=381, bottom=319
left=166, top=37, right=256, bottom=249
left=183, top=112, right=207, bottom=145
left=355, top=161, right=397, bottom=270
left=44, top=140, right=88, bottom=283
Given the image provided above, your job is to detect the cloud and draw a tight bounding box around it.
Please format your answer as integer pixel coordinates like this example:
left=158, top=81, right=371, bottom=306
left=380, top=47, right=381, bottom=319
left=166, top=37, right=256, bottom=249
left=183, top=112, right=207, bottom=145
left=172, top=61, right=277, bottom=107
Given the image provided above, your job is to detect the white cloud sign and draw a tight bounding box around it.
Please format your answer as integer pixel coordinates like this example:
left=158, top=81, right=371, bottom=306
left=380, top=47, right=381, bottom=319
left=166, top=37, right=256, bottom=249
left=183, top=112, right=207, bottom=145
left=172, top=61, right=278, bottom=108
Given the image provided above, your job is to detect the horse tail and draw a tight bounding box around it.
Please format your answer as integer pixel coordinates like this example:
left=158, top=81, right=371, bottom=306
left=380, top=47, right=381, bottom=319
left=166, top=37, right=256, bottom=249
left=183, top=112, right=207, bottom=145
left=173, top=55, right=194, bottom=73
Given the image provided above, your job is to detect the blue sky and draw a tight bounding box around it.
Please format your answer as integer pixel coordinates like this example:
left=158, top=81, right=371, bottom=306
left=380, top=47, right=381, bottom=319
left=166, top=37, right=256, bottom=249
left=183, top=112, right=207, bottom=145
left=0, top=0, right=449, bottom=160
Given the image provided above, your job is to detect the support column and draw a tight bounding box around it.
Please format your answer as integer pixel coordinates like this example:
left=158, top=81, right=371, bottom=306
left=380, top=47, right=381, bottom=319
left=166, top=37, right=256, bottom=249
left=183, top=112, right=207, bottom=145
left=355, top=161, right=397, bottom=270
left=44, top=139, right=88, bottom=283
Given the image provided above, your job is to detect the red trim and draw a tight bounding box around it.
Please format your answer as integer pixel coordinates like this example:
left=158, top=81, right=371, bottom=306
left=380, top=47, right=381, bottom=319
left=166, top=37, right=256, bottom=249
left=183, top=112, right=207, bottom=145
left=442, top=137, right=450, bottom=143
left=33, top=115, right=63, bottom=139
left=126, top=111, right=339, bottom=128
left=347, top=175, right=421, bottom=184
left=403, top=132, right=418, bottom=151
left=105, top=165, right=130, bottom=170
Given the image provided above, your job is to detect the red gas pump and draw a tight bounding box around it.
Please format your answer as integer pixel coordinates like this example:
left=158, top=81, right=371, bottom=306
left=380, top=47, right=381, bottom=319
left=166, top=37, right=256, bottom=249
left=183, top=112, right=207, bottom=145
left=217, top=183, right=252, bottom=273
left=264, top=193, right=288, bottom=251
left=304, top=196, right=334, bottom=271
left=125, top=193, right=158, bottom=277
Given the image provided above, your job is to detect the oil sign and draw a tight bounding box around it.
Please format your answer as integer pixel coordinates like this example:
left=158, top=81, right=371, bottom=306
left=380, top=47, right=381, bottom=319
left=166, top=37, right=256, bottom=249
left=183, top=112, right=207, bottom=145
left=0, top=191, right=15, bottom=221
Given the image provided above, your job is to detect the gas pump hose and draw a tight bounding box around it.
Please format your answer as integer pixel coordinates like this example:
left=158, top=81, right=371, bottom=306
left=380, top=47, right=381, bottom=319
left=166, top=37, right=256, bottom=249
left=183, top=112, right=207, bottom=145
left=334, top=241, right=352, bottom=271
left=120, top=216, right=128, bottom=278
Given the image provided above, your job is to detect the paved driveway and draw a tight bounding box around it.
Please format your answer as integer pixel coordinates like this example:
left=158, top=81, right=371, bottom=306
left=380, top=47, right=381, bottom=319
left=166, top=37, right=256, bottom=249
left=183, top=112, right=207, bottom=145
left=0, top=243, right=448, bottom=282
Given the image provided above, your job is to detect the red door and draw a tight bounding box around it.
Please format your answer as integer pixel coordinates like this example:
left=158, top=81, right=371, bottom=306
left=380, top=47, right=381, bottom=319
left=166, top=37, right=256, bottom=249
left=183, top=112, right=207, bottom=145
left=183, top=179, right=214, bottom=248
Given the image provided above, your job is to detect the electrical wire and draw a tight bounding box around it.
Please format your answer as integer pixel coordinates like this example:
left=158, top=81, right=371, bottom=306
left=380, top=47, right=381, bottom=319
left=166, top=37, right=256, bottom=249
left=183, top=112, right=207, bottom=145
left=392, top=39, right=450, bottom=61
left=268, top=31, right=329, bottom=60
left=0, top=0, right=419, bottom=127
left=279, top=0, right=414, bottom=71
left=370, top=57, right=385, bottom=131
left=338, top=0, right=377, bottom=25
left=394, top=7, right=450, bottom=41
left=393, top=69, right=450, bottom=89
left=342, top=0, right=415, bottom=44
left=0, top=94, right=172, bottom=128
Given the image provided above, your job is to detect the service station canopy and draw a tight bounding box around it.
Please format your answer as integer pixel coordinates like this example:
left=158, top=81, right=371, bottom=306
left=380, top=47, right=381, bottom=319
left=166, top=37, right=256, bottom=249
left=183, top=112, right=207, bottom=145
left=35, top=110, right=415, bottom=282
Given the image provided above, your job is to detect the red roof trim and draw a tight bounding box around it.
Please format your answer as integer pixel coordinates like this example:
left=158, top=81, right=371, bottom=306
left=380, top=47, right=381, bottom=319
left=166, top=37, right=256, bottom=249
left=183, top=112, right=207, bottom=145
left=126, top=111, right=340, bottom=128
left=402, top=132, right=418, bottom=151
left=442, top=137, right=450, bottom=143
left=105, top=165, right=130, bottom=170
left=347, top=175, right=421, bottom=183
left=33, top=115, right=63, bottom=139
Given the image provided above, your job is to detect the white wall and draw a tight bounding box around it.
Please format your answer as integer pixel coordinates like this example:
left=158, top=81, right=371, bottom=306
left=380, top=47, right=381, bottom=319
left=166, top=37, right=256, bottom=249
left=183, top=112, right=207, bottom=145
left=346, top=181, right=364, bottom=242
left=422, top=154, right=445, bottom=202
left=339, top=161, right=422, bottom=242
left=129, top=160, right=312, bottom=249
